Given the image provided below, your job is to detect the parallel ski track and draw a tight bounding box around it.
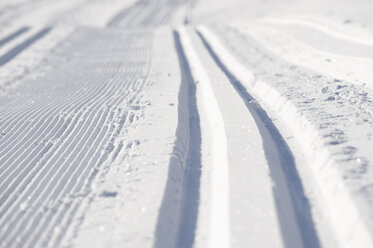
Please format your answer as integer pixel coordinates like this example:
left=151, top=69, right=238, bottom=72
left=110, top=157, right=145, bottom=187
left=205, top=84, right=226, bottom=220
left=177, top=28, right=230, bottom=248
left=197, top=27, right=320, bottom=248
left=0, top=27, right=30, bottom=48
left=206, top=24, right=373, bottom=247
left=0, top=28, right=152, bottom=248
left=0, top=27, right=51, bottom=67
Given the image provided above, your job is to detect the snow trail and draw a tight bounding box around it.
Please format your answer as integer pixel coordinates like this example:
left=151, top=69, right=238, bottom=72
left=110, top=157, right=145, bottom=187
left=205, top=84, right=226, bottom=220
left=0, top=27, right=30, bottom=48
left=0, top=27, right=51, bottom=67
left=2, top=1, right=373, bottom=247
left=197, top=26, right=320, bottom=248
left=177, top=27, right=230, bottom=248
left=154, top=29, right=202, bottom=248
left=198, top=25, right=373, bottom=247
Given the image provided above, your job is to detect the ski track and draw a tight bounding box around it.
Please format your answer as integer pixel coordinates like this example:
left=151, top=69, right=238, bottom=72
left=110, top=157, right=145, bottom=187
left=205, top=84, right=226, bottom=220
left=0, top=27, right=152, bottom=247
left=0, top=27, right=30, bottom=48
left=153, top=30, right=202, bottom=248
left=1, top=0, right=373, bottom=247
left=0, top=27, right=51, bottom=67
left=177, top=28, right=231, bottom=248
left=172, top=30, right=203, bottom=248
left=200, top=24, right=373, bottom=247
left=197, top=27, right=320, bottom=248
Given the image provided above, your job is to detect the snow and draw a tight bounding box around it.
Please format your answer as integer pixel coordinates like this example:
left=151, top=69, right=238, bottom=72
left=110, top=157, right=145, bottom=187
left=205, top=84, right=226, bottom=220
left=1, top=0, right=373, bottom=248
left=198, top=25, right=373, bottom=247
left=177, top=27, right=230, bottom=248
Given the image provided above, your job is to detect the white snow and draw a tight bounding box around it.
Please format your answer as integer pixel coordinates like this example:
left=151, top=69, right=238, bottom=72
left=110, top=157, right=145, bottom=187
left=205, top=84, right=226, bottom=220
left=177, top=27, right=230, bottom=248
left=1, top=0, right=373, bottom=248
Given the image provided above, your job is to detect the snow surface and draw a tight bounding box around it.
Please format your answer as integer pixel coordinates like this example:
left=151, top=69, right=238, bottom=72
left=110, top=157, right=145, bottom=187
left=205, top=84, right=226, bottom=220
left=1, top=0, right=373, bottom=248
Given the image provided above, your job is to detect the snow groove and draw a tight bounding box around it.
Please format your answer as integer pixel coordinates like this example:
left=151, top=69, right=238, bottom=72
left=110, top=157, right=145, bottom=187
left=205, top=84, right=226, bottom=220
left=0, top=28, right=153, bottom=248
left=154, top=30, right=202, bottom=248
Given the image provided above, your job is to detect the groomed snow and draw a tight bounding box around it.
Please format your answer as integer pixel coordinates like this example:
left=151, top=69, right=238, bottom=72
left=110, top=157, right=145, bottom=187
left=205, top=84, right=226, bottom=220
left=1, top=0, right=373, bottom=248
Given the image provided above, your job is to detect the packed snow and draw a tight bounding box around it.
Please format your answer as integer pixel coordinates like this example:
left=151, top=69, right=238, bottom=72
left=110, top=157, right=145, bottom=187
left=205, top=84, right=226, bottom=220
left=1, top=0, right=373, bottom=247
